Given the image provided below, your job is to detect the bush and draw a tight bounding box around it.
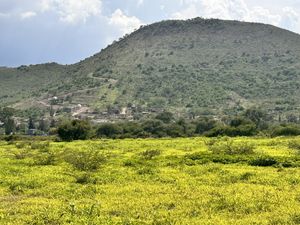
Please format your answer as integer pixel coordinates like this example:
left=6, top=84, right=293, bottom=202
left=12, top=149, right=29, bottom=160
left=137, top=167, right=155, bottom=175
left=73, top=172, right=95, bottom=184
left=206, top=124, right=256, bottom=137
left=32, top=151, right=55, bottom=166
left=207, top=140, right=255, bottom=155
left=165, top=123, right=185, bottom=137
left=142, top=120, right=166, bottom=137
left=155, top=112, right=174, bottom=124
left=4, top=135, right=21, bottom=142
left=96, top=123, right=122, bottom=138
left=271, top=125, right=300, bottom=137
left=185, top=152, right=249, bottom=165
left=120, top=122, right=143, bottom=137
left=140, top=149, right=161, bottom=160
left=63, top=148, right=107, bottom=171
left=288, top=140, right=300, bottom=150
left=30, top=141, right=50, bottom=150
left=57, top=120, right=92, bottom=141
left=249, top=157, right=277, bottom=167
left=195, top=118, right=216, bottom=134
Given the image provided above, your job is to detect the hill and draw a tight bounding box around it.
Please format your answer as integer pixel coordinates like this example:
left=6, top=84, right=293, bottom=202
left=0, top=18, right=300, bottom=120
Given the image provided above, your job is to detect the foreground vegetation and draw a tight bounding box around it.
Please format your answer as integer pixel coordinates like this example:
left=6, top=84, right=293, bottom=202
left=1, top=137, right=300, bottom=224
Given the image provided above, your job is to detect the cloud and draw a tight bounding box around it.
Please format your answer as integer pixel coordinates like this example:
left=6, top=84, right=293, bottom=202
left=0, top=12, right=10, bottom=18
left=280, top=7, right=300, bottom=33
left=20, top=11, right=37, bottom=20
left=137, top=0, right=144, bottom=6
left=108, top=9, right=143, bottom=35
left=42, top=0, right=102, bottom=24
left=0, top=0, right=102, bottom=24
left=172, top=0, right=299, bottom=33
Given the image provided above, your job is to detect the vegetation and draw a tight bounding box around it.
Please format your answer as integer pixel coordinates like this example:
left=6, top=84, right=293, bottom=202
left=0, top=18, right=300, bottom=119
left=1, top=18, right=300, bottom=223
left=1, top=137, right=300, bottom=224
left=57, top=120, right=92, bottom=141
left=53, top=109, right=300, bottom=140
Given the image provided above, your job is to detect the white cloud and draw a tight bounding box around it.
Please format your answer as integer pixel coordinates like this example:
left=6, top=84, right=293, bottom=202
left=280, top=7, right=300, bottom=33
left=1, top=0, right=102, bottom=24
left=38, top=0, right=52, bottom=12
left=172, top=6, right=197, bottom=19
left=108, top=9, right=143, bottom=35
left=245, top=7, right=281, bottom=25
left=13, top=0, right=102, bottom=24
left=137, top=0, right=144, bottom=6
left=172, top=0, right=300, bottom=33
left=0, top=12, right=10, bottom=18
left=50, top=0, right=102, bottom=24
left=20, top=11, right=37, bottom=20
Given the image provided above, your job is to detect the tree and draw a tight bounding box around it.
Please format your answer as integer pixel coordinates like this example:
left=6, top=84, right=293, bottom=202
left=50, top=119, right=56, bottom=128
left=96, top=123, right=122, bottom=138
left=28, top=117, right=35, bottom=129
left=243, top=108, right=266, bottom=127
left=287, top=114, right=298, bottom=123
left=57, top=120, right=92, bottom=141
left=50, top=106, right=55, bottom=117
left=0, top=107, right=15, bottom=135
left=177, top=118, right=188, bottom=135
left=165, top=123, right=185, bottom=137
left=38, top=119, right=49, bottom=132
left=230, top=116, right=252, bottom=127
left=4, top=118, right=16, bottom=135
left=142, top=120, right=166, bottom=137
left=195, top=118, right=216, bottom=134
left=272, top=125, right=300, bottom=136
left=155, top=112, right=174, bottom=123
left=0, top=107, right=14, bottom=121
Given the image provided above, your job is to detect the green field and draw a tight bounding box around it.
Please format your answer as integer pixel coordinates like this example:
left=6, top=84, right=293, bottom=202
left=1, top=137, right=300, bottom=224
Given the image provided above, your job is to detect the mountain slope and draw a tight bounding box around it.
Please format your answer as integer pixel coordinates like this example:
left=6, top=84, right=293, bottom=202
left=1, top=18, right=300, bottom=118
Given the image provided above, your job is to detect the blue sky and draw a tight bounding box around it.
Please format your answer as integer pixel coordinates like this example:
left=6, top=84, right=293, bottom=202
left=0, top=0, right=299, bottom=67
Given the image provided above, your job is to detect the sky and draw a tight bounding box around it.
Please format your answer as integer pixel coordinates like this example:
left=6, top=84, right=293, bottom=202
left=0, top=0, right=299, bottom=67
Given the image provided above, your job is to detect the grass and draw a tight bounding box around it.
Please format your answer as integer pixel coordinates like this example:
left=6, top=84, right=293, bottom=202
left=0, top=137, right=300, bottom=224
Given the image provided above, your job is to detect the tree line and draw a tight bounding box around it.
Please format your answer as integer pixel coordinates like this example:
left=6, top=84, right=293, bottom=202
left=1, top=107, right=300, bottom=141
left=57, top=109, right=300, bottom=141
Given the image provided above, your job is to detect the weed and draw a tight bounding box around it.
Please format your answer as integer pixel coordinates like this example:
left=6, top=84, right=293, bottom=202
left=140, top=149, right=161, bottom=160
left=63, top=148, right=107, bottom=171
left=207, top=140, right=255, bottom=155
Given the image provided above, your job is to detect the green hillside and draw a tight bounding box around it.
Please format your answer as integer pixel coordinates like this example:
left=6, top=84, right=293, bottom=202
left=1, top=18, right=300, bottom=119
